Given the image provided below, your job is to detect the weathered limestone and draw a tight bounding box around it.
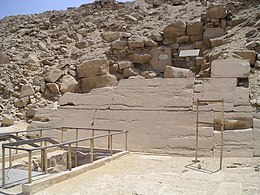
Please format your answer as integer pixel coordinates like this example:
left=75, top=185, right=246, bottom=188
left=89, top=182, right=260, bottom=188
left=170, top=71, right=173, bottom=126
left=102, top=31, right=120, bottom=42
left=60, top=75, right=78, bottom=93
left=0, top=52, right=10, bottom=64
left=194, top=78, right=237, bottom=103
left=150, top=46, right=171, bottom=72
left=214, top=129, right=253, bottom=157
left=234, top=51, right=257, bottom=65
left=45, top=69, right=64, bottom=83
left=128, top=53, right=152, bottom=63
left=164, top=66, right=193, bottom=78
left=2, top=115, right=14, bottom=126
left=253, top=118, right=260, bottom=156
left=111, top=78, right=194, bottom=110
left=187, top=21, right=203, bottom=36
left=118, top=61, right=132, bottom=70
left=59, top=88, right=114, bottom=109
left=205, top=5, right=227, bottom=19
left=46, top=83, right=60, bottom=96
left=211, top=59, right=250, bottom=78
left=75, top=41, right=88, bottom=49
left=111, top=40, right=128, bottom=49
left=77, top=59, right=109, bottom=78
left=14, top=97, right=30, bottom=108
left=20, top=84, right=35, bottom=98
left=163, top=20, right=186, bottom=39
left=80, top=74, right=117, bottom=93
left=203, top=28, right=225, bottom=47
left=234, top=87, right=250, bottom=106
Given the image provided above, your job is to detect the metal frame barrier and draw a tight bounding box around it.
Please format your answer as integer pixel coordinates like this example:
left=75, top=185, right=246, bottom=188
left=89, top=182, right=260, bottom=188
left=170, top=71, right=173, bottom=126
left=1, top=127, right=128, bottom=187
left=194, top=99, right=224, bottom=170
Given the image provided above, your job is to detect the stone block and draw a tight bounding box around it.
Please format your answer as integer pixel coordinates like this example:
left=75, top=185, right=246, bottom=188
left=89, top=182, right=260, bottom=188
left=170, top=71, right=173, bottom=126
left=253, top=119, right=260, bottom=129
left=45, top=69, right=63, bottom=83
left=214, top=129, right=253, bottom=146
left=80, top=74, right=117, bottom=93
left=194, top=78, right=236, bottom=103
left=102, top=31, right=120, bottom=42
left=211, top=59, right=250, bottom=78
left=20, top=84, right=35, bottom=98
left=77, top=59, right=109, bottom=78
left=111, top=78, right=194, bottom=110
left=14, top=97, right=30, bottom=108
left=75, top=41, right=88, bottom=49
left=233, top=106, right=255, bottom=112
left=2, top=115, right=14, bottom=126
left=210, top=37, right=225, bottom=48
left=187, top=21, right=204, bottom=36
left=0, top=52, right=10, bottom=64
left=60, top=75, right=78, bottom=94
left=150, top=46, right=172, bottom=72
left=128, top=40, right=144, bottom=48
left=128, top=53, right=152, bottom=64
left=234, top=87, right=250, bottom=106
left=111, top=40, right=127, bottom=49
left=164, top=66, right=193, bottom=78
left=203, top=28, right=226, bottom=39
left=59, top=88, right=114, bottom=109
left=46, top=83, right=60, bottom=96
left=203, top=28, right=225, bottom=47
left=176, top=36, right=190, bottom=44
left=118, top=61, right=132, bottom=69
left=163, top=20, right=186, bottom=39
left=205, top=5, right=227, bottom=19
left=234, top=51, right=257, bottom=65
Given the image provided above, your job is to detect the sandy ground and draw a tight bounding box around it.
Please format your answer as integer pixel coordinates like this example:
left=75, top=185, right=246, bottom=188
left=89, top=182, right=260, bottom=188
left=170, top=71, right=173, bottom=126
left=28, top=153, right=260, bottom=195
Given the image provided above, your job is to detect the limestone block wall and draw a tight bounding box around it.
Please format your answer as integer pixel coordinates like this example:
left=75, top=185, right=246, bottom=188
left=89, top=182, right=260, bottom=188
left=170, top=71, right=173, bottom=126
left=32, top=78, right=260, bottom=157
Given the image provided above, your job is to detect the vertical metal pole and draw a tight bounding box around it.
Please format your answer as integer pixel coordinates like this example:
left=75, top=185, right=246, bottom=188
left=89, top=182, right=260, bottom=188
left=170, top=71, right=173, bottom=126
left=195, top=99, right=199, bottom=162
left=90, top=139, right=94, bottom=163
left=61, top=128, right=64, bottom=143
left=67, top=144, right=72, bottom=170
left=15, top=133, right=18, bottom=154
left=8, top=149, right=11, bottom=168
left=76, top=129, right=79, bottom=147
left=8, top=138, right=12, bottom=168
left=43, top=149, right=48, bottom=174
left=108, top=130, right=111, bottom=150
left=92, top=130, right=95, bottom=147
left=41, top=149, right=44, bottom=171
left=125, top=131, right=128, bottom=150
left=28, top=151, right=32, bottom=183
left=110, top=135, right=113, bottom=156
left=40, top=130, right=43, bottom=147
left=2, top=147, right=5, bottom=187
left=220, top=99, right=224, bottom=170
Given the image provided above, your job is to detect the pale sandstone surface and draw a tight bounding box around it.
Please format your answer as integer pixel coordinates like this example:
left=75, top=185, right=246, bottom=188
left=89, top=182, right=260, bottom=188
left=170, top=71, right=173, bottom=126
left=30, top=153, right=260, bottom=195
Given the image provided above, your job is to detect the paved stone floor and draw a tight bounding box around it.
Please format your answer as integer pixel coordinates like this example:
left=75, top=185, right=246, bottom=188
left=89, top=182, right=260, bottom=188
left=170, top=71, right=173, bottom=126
left=1, top=153, right=260, bottom=195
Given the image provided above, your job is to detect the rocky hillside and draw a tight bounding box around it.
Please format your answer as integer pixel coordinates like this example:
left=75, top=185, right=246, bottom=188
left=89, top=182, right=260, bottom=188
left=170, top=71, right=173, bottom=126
left=0, top=0, right=259, bottom=126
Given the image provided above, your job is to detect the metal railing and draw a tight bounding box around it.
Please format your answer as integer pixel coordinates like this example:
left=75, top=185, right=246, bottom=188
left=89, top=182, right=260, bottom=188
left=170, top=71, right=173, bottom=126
left=1, top=126, right=128, bottom=187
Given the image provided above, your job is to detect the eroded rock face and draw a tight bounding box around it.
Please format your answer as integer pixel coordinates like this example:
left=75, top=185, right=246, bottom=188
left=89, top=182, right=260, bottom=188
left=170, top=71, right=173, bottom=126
left=77, top=59, right=109, bottom=78
left=211, top=59, right=250, bottom=78
left=80, top=74, right=118, bottom=93
left=163, top=20, right=186, bottom=39
left=0, top=0, right=259, bottom=127
left=0, top=52, right=10, bottom=64
left=164, top=66, right=193, bottom=78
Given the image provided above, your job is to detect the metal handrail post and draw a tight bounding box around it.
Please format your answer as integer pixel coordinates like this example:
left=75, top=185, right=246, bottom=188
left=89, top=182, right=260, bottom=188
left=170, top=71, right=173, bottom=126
left=28, top=151, right=32, bottom=183
left=2, top=147, right=5, bottom=187
left=195, top=99, right=199, bottom=162
left=220, top=99, right=224, bottom=170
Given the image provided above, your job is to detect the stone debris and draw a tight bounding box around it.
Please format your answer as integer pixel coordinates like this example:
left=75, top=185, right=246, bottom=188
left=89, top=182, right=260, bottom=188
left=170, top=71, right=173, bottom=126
left=0, top=0, right=258, bottom=146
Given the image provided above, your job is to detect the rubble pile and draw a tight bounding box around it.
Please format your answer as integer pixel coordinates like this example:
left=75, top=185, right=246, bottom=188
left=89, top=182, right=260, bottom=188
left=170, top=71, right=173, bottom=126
left=0, top=0, right=259, bottom=126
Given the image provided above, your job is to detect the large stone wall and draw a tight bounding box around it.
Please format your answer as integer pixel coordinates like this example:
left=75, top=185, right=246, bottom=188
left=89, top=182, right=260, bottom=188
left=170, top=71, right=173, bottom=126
left=32, top=77, right=259, bottom=157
